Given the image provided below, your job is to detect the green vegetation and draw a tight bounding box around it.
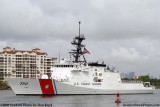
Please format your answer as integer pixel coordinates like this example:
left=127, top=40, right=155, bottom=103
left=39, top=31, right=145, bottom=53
left=122, top=75, right=160, bottom=89
left=0, top=81, right=11, bottom=90
left=137, top=75, right=160, bottom=88
left=150, top=78, right=160, bottom=89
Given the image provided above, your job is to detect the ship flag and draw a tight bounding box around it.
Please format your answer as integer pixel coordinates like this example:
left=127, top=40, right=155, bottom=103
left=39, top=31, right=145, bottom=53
left=83, top=48, right=90, bottom=54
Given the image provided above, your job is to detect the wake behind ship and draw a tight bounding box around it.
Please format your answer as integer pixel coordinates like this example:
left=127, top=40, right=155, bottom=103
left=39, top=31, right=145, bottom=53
left=7, top=22, right=155, bottom=95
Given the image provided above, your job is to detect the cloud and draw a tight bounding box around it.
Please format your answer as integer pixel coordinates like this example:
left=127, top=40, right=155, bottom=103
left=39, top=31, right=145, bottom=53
left=0, top=0, right=77, bottom=41
left=0, top=0, right=160, bottom=77
left=110, top=47, right=140, bottom=61
left=1, top=0, right=160, bottom=41
left=100, top=38, right=160, bottom=77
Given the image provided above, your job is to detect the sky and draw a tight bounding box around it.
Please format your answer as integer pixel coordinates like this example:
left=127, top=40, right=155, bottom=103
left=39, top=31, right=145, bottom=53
left=0, top=0, right=160, bottom=78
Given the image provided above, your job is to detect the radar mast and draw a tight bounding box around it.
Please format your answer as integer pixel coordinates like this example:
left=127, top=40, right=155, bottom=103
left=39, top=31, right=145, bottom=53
left=69, top=22, right=87, bottom=63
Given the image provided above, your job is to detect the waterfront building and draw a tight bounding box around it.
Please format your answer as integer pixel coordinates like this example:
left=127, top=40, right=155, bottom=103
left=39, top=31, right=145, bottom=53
left=120, top=72, right=125, bottom=79
left=129, top=72, right=135, bottom=79
left=0, top=47, right=57, bottom=81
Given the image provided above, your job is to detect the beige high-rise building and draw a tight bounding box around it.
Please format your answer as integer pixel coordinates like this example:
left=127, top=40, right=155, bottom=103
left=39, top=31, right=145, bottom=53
left=0, top=47, right=57, bottom=81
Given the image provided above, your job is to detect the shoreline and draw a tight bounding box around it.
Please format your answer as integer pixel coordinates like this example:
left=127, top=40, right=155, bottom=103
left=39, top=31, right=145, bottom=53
left=0, top=81, right=11, bottom=90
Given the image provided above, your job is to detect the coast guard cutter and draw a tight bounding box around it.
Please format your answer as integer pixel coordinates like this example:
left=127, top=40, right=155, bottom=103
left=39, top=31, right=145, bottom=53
left=7, top=22, right=155, bottom=95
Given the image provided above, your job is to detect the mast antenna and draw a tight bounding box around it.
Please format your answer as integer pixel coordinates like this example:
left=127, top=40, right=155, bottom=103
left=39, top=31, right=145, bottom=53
left=58, top=42, right=61, bottom=63
left=79, top=21, right=81, bottom=37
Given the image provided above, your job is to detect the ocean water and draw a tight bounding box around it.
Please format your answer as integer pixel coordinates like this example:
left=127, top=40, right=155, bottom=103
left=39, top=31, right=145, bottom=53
left=0, top=90, right=159, bottom=107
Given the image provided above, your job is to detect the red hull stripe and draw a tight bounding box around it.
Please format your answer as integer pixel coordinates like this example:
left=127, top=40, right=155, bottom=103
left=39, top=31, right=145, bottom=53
left=39, top=79, right=55, bottom=94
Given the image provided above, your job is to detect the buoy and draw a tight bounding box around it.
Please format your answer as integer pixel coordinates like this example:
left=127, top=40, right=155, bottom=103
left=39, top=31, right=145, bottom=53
left=115, top=93, right=121, bottom=103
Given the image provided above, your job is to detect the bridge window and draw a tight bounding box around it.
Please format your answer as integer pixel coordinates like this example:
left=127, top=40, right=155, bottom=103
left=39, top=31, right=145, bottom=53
left=54, top=65, right=74, bottom=68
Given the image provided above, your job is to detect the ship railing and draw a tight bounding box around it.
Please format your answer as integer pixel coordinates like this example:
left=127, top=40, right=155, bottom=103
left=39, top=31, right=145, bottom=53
left=121, top=80, right=143, bottom=83
left=55, top=78, right=69, bottom=82
left=105, top=70, right=119, bottom=73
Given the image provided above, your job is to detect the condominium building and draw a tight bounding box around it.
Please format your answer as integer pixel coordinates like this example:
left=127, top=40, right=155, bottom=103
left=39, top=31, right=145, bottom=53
left=0, top=47, right=57, bottom=81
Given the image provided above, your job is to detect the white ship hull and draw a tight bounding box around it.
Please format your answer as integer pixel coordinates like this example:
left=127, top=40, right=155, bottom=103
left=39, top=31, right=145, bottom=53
left=7, top=78, right=154, bottom=95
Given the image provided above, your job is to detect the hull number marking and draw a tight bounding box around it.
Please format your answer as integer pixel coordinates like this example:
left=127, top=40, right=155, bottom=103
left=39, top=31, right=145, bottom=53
left=20, top=82, right=28, bottom=85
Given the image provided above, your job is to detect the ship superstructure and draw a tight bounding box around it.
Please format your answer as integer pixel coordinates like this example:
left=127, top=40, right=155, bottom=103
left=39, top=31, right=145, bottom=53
left=7, top=22, right=155, bottom=95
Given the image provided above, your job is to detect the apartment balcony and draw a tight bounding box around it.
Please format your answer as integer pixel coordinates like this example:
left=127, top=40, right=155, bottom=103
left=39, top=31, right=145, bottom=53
left=12, top=70, right=16, bottom=73
left=37, top=71, right=40, bottom=74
